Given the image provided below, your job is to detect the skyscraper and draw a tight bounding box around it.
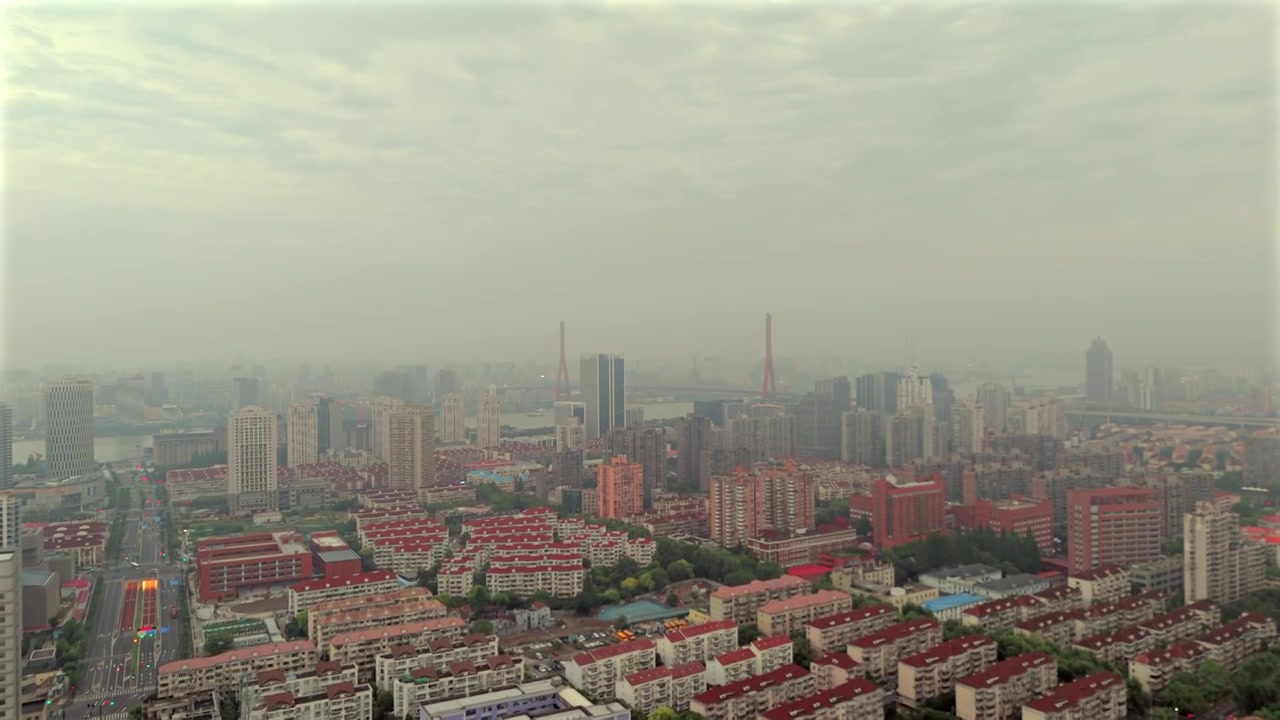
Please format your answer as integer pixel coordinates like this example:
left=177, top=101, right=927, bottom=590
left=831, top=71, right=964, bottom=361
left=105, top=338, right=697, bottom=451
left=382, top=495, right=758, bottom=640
left=0, top=494, right=18, bottom=549
left=580, top=354, right=625, bottom=440
left=840, top=409, right=884, bottom=467
left=477, top=389, right=502, bottom=449
left=387, top=405, right=436, bottom=497
left=371, top=396, right=406, bottom=461
left=598, top=455, right=644, bottom=519
left=950, top=400, right=985, bottom=454
left=976, top=383, right=1010, bottom=435
left=0, top=548, right=21, bottom=720
left=317, top=396, right=344, bottom=455
left=1184, top=502, right=1269, bottom=605
left=897, top=367, right=933, bottom=412
left=116, top=374, right=147, bottom=423
left=42, top=379, right=95, bottom=478
left=1085, top=338, right=1114, bottom=403
left=227, top=406, right=279, bottom=514
left=286, top=403, right=319, bottom=467
left=233, top=377, right=263, bottom=410
left=0, top=404, right=11, bottom=490
left=855, top=372, right=901, bottom=415
left=677, top=415, right=713, bottom=492
left=440, top=394, right=467, bottom=444
left=606, top=426, right=666, bottom=509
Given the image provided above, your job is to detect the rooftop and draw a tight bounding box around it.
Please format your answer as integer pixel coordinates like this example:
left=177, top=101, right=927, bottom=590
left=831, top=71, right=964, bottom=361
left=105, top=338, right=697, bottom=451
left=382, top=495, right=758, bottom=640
left=759, top=679, right=881, bottom=720
left=758, top=589, right=850, bottom=615
left=710, top=574, right=810, bottom=601
left=921, top=593, right=985, bottom=613
left=1023, top=672, right=1124, bottom=714
left=807, top=604, right=894, bottom=630
left=958, top=652, right=1056, bottom=688
left=974, top=574, right=1046, bottom=593
left=920, top=564, right=1001, bottom=580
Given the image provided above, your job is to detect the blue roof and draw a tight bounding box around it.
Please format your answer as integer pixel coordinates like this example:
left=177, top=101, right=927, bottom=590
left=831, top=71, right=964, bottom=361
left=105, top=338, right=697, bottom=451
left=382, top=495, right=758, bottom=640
left=922, top=593, right=985, bottom=612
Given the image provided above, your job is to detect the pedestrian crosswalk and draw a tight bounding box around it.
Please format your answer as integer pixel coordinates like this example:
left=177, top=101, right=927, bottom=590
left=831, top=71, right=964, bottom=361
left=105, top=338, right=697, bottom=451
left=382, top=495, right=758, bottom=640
left=96, top=712, right=131, bottom=720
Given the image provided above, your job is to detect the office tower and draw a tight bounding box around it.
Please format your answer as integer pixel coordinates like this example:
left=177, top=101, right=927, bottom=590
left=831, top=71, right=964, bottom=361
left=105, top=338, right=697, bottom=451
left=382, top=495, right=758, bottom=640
left=606, top=426, right=666, bottom=508
left=556, top=418, right=586, bottom=452
left=897, top=367, right=933, bottom=412
left=388, top=405, right=436, bottom=496
left=0, top=404, right=10, bottom=490
left=841, top=409, right=885, bottom=467
left=976, top=383, right=1010, bottom=435
left=950, top=400, right=985, bottom=454
left=1012, top=399, right=1066, bottom=438
left=1085, top=338, right=1114, bottom=403
left=724, top=412, right=796, bottom=464
left=1065, top=487, right=1161, bottom=574
left=625, top=406, right=645, bottom=428
left=441, top=394, right=467, bottom=444
left=555, top=448, right=585, bottom=489
left=855, top=372, right=900, bottom=416
left=598, top=455, right=644, bottom=519
left=1184, top=502, right=1269, bottom=605
left=580, top=353, right=625, bottom=440
left=42, top=379, right=95, bottom=478
left=286, top=403, right=319, bottom=467
left=710, top=471, right=765, bottom=548
left=677, top=415, right=713, bottom=491
left=933, top=386, right=955, bottom=425
left=317, top=397, right=340, bottom=454
left=0, top=548, right=20, bottom=720
left=227, top=406, right=279, bottom=514
left=871, top=473, right=946, bottom=548
left=371, top=396, right=405, bottom=462
left=1244, top=435, right=1280, bottom=488
left=886, top=410, right=929, bottom=467
left=116, top=374, right=147, bottom=423
left=554, top=402, right=585, bottom=427
left=477, top=389, right=502, bottom=449
left=693, top=400, right=728, bottom=427
left=233, top=377, right=262, bottom=410
left=797, top=377, right=853, bottom=459
left=0, top=494, right=18, bottom=549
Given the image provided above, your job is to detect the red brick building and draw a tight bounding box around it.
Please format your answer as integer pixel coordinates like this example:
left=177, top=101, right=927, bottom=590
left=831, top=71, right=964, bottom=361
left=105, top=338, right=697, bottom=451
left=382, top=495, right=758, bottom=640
left=1066, top=488, right=1161, bottom=574
left=598, top=456, right=644, bottom=520
left=871, top=474, right=945, bottom=549
left=196, top=532, right=313, bottom=602
left=951, top=497, right=1054, bottom=551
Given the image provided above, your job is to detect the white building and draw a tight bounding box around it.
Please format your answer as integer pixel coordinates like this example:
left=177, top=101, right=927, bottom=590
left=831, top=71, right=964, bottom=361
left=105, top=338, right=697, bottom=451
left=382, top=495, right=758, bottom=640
left=371, top=396, right=405, bottom=462
left=42, top=379, right=96, bottom=477
left=897, top=367, right=933, bottom=413
left=286, top=403, right=319, bottom=468
left=477, top=389, right=501, bottom=449
left=440, top=394, right=467, bottom=444
left=951, top=400, right=985, bottom=453
left=976, top=383, right=1011, bottom=435
left=228, top=406, right=279, bottom=514
left=556, top=417, right=586, bottom=452
left=0, top=550, right=20, bottom=720
left=387, top=405, right=436, bottom=496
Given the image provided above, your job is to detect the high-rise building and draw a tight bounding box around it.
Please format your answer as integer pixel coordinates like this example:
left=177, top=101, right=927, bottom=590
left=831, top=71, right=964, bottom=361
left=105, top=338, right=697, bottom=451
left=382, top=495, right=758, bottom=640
left=841, top=409, right=884, bottom=467
left=286, top=403, right=319, bottom=468
left=597, top=456, right=644, bottom=519
left=0, top=494, right=18, bottom=549
left=116, top=374, right=147, bottom=423
left=0, top=404, right=11, bottom=490
left=1184, top=502, right=1269, bottom=605
left=1012, top=399, right=1066, bottom=438
left=441, top=394, right=467, bottom=444
left=871, top=473, right=946, bottom=548
left=724, top=412, right=796, bottom=464
left=555, top=449, right=585, bottom=489
left=709, top=465, right=816, bottom=548
left=625, top=406, right=645, bottom=428
left=316, top=397, right=344, bottom=455
left=855, top=372, right=900, bottom=416
left=477, top=389, right=502, bottom=449
left=387, top=405, right=436, bottom=496
left=227, top=406, right=279, bottom=514
left=374, top=369, right=419, bottom=404
left=0, top=548, right=21, bottom=720
left=554, top=402, right=586, bottom=427
left=1085, top=338, right=1114, bottom=403
left=886, top=409, right=935, bottom=467
left=976, top=383, right=1010, bottom=435
left=1244, top=434, right=1280, bottom=489
left=950, top=400, right=985, bottom=454
left=371, top=396, right=406, bottom=462
left=234, top=377, right=263, bottom=410
left=1065, top=487, right=1161, bottom=573
left=677, top=415, right=713, bottom=492
left=580, top=354, right=625, bottom=440
left=897, top=367, right=933, bottom=412
left=556, top=418, right=586, bottom=452
left=42, top=379, right=95, bottom=478
left=606, top=426, right=666, bottom=509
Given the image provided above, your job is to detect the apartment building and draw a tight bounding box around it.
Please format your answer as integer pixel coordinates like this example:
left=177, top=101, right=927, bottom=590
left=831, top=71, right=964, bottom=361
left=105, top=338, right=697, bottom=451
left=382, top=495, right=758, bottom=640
left=1185, top=502, right=1270, bottom=605
left=961, top=597, right=1041, bottom=633
left=656, top=620, right=737, bottom=666
left=708, top=575, right=811, bottom=624
left=898, top=635, right=999, bottom=708
left=311, top=597, right=448, bottom=648
left=706, top=648, right=757, bottom=686
left=689, top=665, right=814, bottom=720
left=846, top=619, right=943, bottom=681
left=1129, top=557, right=1184, bottom=596
left=810, top=653, right=864, bottom=691
left=758, top=589, right=853, bottom=637
left=1129, top=640, right=1212, bottom=694
left=1194, top=613, right=1277, bottom=670
left=245, top=681, right=372, bottom=720
left=1073, top=626, right=1154, bottom=667
left=416, top=680, right=629, bottom=720
left=1066, top=565, right=1129, bottom=608
left=1012, top=611, right=1077, bottom=647
left=391, top=655, right=524, bottom=717
left=806, top=604, right=897, bottom=657
left=759, top=679, right=885, bottom=720
left=616, top=662, right=707, bottom=716
left=1028, top=585, right=1084, bottom=615
left=919, top=565, right=1003, bottom=595
left=564, top=639, right=657, bottom=701
left=955, top=652, right=1058, bottom=720
left=326, top=617, right=468, bottom=682
left=288, top=570, right=401, bottom=614
left=1021, top=671, right=1127, bottom=720
left=750, top=634, right=796, bottom=674
left=307, top=587, right=434, bottom=644
left=1065, top=488, right=1161, bottom=574
left=239, top=662, right=364, bottom=720
left=1074, top=602, right=1219, bottom=666
left=485, top=564, right=584, bottom=598
left=157, top=641, right=318, bottom=698
left=438, top=566, right=474, bottom=597
left=373, top=635, right=500, bottom=691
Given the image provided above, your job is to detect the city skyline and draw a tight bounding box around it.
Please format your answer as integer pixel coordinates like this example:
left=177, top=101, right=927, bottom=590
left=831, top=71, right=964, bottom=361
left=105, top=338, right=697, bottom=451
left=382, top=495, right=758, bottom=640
left=2, top=3, right=1274, bottom=370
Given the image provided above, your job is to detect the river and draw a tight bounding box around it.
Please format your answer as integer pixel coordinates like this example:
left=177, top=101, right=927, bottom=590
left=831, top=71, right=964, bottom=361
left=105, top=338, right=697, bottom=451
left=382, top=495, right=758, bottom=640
left=11, top=401, right=698, bottom=465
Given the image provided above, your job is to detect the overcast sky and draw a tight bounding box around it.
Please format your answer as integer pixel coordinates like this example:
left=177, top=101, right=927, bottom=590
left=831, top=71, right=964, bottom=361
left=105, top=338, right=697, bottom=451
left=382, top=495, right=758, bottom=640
left=2, top=2, right=1275, bottom=372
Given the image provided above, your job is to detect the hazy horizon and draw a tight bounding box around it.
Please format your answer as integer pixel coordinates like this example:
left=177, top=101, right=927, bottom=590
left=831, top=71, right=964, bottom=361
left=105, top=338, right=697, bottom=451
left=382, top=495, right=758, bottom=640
left=3, top=2, right=1275, bottom=371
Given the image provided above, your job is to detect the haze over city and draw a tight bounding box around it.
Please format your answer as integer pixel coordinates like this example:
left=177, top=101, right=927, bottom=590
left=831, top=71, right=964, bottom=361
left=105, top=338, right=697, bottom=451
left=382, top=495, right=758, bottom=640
left=2, top=2, right=1275, bottom=372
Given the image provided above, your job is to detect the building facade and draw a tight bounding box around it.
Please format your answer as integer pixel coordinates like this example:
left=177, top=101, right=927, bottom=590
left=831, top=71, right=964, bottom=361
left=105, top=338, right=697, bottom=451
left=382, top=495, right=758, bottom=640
left=228, top=406, right=279, bottom=514
left=477, top=390, right=501, bottom=449
left=286, top=403, right=319, bottom=468
left=1065, top=487, right=1160, bottom=573
left=580, top=354, right=625, bottom=440
left=440, top=394, right=466, bottom=445
left=42, top=379, right=96, bottom=477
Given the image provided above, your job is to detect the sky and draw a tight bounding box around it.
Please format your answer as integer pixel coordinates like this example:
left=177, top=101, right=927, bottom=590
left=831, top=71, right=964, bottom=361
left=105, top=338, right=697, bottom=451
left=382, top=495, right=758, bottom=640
left=2, top=1, right=1276, bottom=372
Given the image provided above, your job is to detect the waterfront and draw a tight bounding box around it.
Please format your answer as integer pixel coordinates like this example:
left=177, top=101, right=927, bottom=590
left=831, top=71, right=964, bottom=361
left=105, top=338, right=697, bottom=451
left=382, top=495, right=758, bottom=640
left=11, top=401, right=698, bottom=465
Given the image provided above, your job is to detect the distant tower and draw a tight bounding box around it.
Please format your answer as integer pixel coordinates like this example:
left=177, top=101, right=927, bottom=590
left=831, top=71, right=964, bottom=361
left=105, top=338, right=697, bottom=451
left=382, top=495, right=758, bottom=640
left=1085, top=338, right=1114, bottom=403
left=555, top=321, right=571, bottom=401
left=227, top=406, right=279, bottom=514
left=477, top=388, right=502, bottom=449
left=42, top=379, right=95, bottom=478
left=286, top=402, right=319, bottom=467
left=762, top=313, right=777, bottom=399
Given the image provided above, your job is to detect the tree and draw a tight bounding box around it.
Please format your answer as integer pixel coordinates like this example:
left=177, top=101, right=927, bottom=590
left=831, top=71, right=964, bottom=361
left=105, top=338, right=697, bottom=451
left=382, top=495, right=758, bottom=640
left=613, top=615, right=630, bottom=631
left=471, top=619, right=494, bottom=634
left=203, top=632, right=234, bottom=656
left=1159, top=673, right=1207, bottom=715
left=129, top=708, right=143, bottom=720
left=667, top=559, right=694, bottom=581
left=737, top=624, right=761, bottom=646
left=284, top=611, right=308, bottom=640
left=790, top=631, right=814, bottom=668
left=666, top=592, right=680, bottom=608
left=649, top=708, right=679, bottom=720
left=853, top=516, right=872, bottom=536
left=620, top=577, right=640, bottom=596
left=1196, top=659, right=1232, bottom=701
left=374, top=689, right=395, bottom=720
left=603, top=589, right=622, bottom=605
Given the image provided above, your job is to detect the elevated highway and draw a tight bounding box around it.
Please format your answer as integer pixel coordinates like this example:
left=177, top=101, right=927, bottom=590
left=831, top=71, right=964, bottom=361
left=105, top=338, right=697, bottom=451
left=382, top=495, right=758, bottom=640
left=1066, top=410, right=1279, bottom=429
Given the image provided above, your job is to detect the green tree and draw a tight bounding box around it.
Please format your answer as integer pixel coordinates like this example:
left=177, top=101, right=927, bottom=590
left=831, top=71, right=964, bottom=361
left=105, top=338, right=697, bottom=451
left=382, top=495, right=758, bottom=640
left=666, top=592, right=680, bottom=608
left=374, top=689, right=395, bottom=720
left=203, top=632, right=234, bottom=656
left=649, top=708, right=679, bottom=720
left=737, top=624, right=761, bottom=646
left=1196, top=659, right=1232, bottom=701
left=603, top=589, right=622, bottom=605
left=666, top=559, right=694, bottom=581
left=1160, top=673, right=1207, bottom=715
left=620, top=577, right=640, bottom=596
left=613, top=615, right=630, bottom=631
left=790, top=632, right=814, bottom=668
left=284, top=611, right=308, bottom=639
left=471, top=619, right=494, bottom=634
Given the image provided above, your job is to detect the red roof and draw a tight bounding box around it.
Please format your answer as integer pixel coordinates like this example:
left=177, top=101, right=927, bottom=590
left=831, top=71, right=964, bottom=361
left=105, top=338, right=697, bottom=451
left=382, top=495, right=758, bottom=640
left=665, top=620, right=736, bottom=643
left=808, top=604, right=893, bottom=630
left=899, top=635, right=996, bottom=669
left=787, top=564, right=833, bottom=580
left=813, top=652, right=861, bottom=671
left=713, top=647, right=757, bottom=666
left=569, top=639, right=655, bottom=667
left=751, top=634, right=792, bottom=651
left=958, top=652, right=1055, bottom=688
left=759, top=679, right=881, bottom=720
left=849, top=619, right=939, bottom=649
left=1023, top=672, right=1124, bottom=713
left=290, top=570, right=397, bottom=594
left=670, top=661, right=706, bottom=680
left=692, top=664, right=809, bottom=707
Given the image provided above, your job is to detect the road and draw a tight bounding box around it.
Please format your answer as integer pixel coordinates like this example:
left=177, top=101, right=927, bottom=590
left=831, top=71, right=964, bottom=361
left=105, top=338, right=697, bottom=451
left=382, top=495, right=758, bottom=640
left=61, top=473, right=186, bottom=720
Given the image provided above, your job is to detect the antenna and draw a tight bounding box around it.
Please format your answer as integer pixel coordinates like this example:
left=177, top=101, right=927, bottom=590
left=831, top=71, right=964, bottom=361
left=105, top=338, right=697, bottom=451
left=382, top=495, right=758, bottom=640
left=555, top=321, right=570, bottom=401
left=762, top=313, right=777, bottom=399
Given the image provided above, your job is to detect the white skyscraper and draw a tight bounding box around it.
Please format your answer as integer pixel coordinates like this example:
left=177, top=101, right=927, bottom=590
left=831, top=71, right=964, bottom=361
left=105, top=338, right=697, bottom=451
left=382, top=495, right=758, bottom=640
left=951, top=399, right=986, bottom=453
left=371, top=396, right=405, bottom=462
left=556, top=417, right=586, bottom=452
left=440, top=394, right=467, bottom=444
left=42, top=379, right=95, bottom=477
left=227, top=406, right=279, bottom=514
left=0, top=494, right=19, bottom=550
left=896, top=367, right=933, bottom=412
left=0, top=403, right=11, bottom=490
left=286, top=403, right=319, bottom=468
left=477, top=389, right=501, bottom=449
left=387, top=406, right=436, bottom=496
left=0, top=548, right=20, bottom=720
left=976, top=382, right=1011, bottom=435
